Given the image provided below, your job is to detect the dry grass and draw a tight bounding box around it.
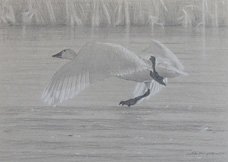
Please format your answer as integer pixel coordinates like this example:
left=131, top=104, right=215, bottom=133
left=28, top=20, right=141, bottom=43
left=0, top=0, right=228, bottom=27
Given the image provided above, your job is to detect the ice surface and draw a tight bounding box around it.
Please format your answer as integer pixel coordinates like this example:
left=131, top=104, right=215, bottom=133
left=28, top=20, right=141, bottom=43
left=0, top=26, right=227, bottom=162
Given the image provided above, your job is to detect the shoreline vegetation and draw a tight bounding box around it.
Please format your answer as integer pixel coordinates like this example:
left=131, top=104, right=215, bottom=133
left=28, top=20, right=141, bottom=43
left=0, top=0, right=228, bottom=28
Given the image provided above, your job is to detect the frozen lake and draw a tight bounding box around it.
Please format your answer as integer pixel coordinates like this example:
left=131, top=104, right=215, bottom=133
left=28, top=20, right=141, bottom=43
left=0, top=26, right=228, bottom=162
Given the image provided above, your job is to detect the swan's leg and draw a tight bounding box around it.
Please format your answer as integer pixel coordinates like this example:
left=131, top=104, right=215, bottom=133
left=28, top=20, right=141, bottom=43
left=119, top=89, right=150, bottom=107
left=149, top=56, right=166, bottom=86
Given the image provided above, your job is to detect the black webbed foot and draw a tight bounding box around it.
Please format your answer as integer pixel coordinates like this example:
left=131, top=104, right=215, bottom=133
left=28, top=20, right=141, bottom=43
left=119, top=99, right=138, bottom=107
left=150, top=56, right=156, bottom=65
left=119, top=89, right=151, bottom=107
left=150, top=71, right=166, bottom=86
left=149, top=55, right=166, bottom=86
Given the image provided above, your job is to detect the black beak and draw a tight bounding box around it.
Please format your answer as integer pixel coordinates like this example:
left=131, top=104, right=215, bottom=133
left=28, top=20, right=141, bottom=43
left=52, top=51, right=62, bottom=58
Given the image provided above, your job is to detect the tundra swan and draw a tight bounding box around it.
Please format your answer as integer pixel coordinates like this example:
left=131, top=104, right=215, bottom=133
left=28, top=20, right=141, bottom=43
left=41, top=40, right=187, bottom=107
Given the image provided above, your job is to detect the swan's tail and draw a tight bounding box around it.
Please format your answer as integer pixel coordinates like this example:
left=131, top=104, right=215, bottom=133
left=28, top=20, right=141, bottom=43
left=175, top=68, right=189, bottom=76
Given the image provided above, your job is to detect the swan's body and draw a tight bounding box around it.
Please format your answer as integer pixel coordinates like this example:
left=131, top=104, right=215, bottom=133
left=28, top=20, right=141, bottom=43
left=42, top=40, right=187, bottom=106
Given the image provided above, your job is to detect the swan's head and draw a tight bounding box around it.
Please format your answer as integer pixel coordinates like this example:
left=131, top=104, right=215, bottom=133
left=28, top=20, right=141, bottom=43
left=52, top=49, right=77, bottom=60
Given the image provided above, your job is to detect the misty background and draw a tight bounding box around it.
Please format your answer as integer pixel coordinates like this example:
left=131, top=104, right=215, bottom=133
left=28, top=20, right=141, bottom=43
left=0, top=0, right=228, bottom=162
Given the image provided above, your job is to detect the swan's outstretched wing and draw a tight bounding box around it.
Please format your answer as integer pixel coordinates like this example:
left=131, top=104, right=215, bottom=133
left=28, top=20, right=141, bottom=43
left=140, top=40, right=187, bottom=78
left=41, top=42, right=148, bottom=106
left=141, top=39, right=185, bottom=71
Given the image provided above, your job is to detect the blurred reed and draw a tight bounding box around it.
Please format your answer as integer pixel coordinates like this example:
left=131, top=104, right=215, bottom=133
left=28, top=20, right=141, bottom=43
left=0, top=0, right=228, bottom=27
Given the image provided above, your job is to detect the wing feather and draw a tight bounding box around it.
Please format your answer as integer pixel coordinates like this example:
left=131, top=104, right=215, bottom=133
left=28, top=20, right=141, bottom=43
left=132, top=78, right=168, bottom=104
left=140, top=40, right=188, bottom=78
left=141, top=40, right=184, bottom=71
left=145, top=78, right=168, bottom=100
left=42, top=42, right=148, bottom=105
left=133, top=82, right=147, bottom=98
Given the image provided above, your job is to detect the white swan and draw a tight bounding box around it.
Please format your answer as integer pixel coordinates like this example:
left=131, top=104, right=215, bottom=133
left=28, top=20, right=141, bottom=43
left=41, top=40, right=188, bottom=107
